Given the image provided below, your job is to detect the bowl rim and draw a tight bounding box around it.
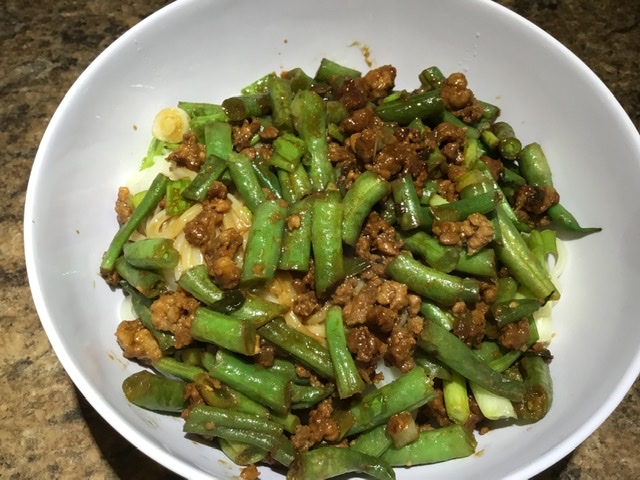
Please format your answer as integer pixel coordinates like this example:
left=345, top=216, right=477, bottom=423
left=23, top=0, right=640, bottom=478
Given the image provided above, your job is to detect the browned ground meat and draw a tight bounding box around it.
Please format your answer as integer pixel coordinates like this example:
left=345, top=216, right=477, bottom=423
left=204, top=228, right=244, bottom=289
left=184, top=193, right=231, bottom=247
left=480, top=155, right=504, bottom=181
left=239, top=464, right=260, bottom=480
left=419, top=386, right=451, bottom=428
left=290, top=399, right=340, bottom=452
left=434, top=121, right=467, bottom=164
left=335, top=77, right=369, bottom=111
left=385, top=325, right=417, bottom=372
left=254, top=338, right=276, bottom=367
left=435, top=179, right=459, bottom=202
left=432, top=212, right=494, bottom=255
left=150, top=291, right=199, bottom=348
left=513, top=184, right=560, bottom=215
left=340, top=106, right=377, bottom=134
left=115, top=186, right=133, bottom=225
left=233, top=119, right=261, bottom=151
left=355, top=212, right=403, bottom=262
left=498, top=317, right=530, bottom=351
left=361, top=65, right=397, bottom=101
left=451, top=301, right=490, bottom=347
left=115, top=319, right=163, bottom=363
left=440, top=73, right=484, bottom=124
left=167, top=132, right=206, bottom=171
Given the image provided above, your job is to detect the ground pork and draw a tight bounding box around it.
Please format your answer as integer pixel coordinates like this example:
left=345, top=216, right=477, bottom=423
left=115, top=319, right=163, bottom=364
left=440, top=73, right=484, bottom=124
left=451, top=301, right=490, bottom=347
left=150, top=290, right=199, bottom=348
left=204, top=228, right=244, bottom=289
left=115, top=186, right=133, bottom=225
left=432, top=212, right=494, bottom=255
left=167, top=131, right=206, bottom=171
left=290, top=399, right=340, bottom=452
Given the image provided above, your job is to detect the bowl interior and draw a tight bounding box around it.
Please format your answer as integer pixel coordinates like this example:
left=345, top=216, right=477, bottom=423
left=25, top=0, right=640, bottom=479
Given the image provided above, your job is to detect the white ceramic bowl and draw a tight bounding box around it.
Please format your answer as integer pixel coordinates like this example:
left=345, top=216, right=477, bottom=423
left=24, top=0, right=640, bottom=479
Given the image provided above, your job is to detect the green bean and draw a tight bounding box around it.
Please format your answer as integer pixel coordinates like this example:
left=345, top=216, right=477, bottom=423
left=279, top=197, right=313, bottom=271
left=183, top=404, right=284, bottom=437
left=519, top=143, right=601, bottom=234
left=165, top=178, right=192, bottom=216
left=492, top=299, right=543, bottom=327
left=177, top=264, right=224, bottom=306
left=349, top=424, right=393, bottom=457
left=115, top=256, right=166, bottom=298
left=291, top=89, right=333, bottom=191
left=190, top=307, right=257, bottom=355
left=241, top=72, right=276, bottom=95
left=202, top=349, right=292, bottom=414
left=270, top=133, right=306, bottom=172
left=414, top=349, right=452, bottom=381
left=222, top=93, right=271, bottom=122
left=498, top=137, right=522, bottom=161
left=344, top=367, right=436, bottom=436
left=290, top=383, right=334, bottom=410
left=181, top=154, right=228, bottom=202
left=311, top=190, right=344, bottom=297
left=314, top=57, right=361, bottom=84
left=398, top=230, right=459, bottom=273
left=430, top=191, right=500, bottom=223
left=342, top=170, right=390, bottom=246
left=284, top=67, right=315, bottom=93
left=101, top=173, right=169, bottom=272
left=268, top=74, right=294, bottom=131
left=227, top=293, right=288, bottom=328
left=419, top=65, right=446, bottom=89
left=391, top=174, right=430, bottom=231
left=152, top=356, right=205, bottom=382
left=204, top=121, right=234, bottom=159
left=380, top=424, right=477, bottom=466
left=386, top=252, right=480, bottom=306
left=122, top=238, right=178, bottom=271
left=258, top=318, right=335, bottom=380
left=325, top=305, right=365, bottom=399
left=251, top=155, right=283, bottom=199
left=493, top=207, right=559, bottom=302
left=325, top=100, right=349, bottom=125
left=375, top=89, right=444, bottom=126
left=513, top=355, right=553, bottom=422
left=178, top=101, right=227, bottom=119
left=288, top=446, right=395, bottom=480
left=226, top=151, right=267, bottom=212
left=456, top=248, right=497, bottom=277
left=219, top=438, right=267, bottom=466
left=240, top=199, right=287, bottom=288
left=418, top=319, right=525, bottom=401
left=122, top=370, right=186, bottom=413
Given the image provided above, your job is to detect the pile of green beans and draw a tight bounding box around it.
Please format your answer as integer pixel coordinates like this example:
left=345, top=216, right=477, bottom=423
left=102, top=59, right=600, bottom=480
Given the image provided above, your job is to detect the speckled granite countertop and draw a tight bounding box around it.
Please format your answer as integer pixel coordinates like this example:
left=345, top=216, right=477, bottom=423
left=1, top=0, right=638, bottom=478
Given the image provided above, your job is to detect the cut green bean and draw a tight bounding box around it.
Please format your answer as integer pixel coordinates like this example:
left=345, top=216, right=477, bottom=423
left=122, top=370, right=186, bottom=413
left=392, top=174, right=430, bottom=231
left=227, top=293, right=289, bottom=327
left=325, top=305, right=365, bottom=399
left=342, top=170, right=390, bottom=246
left=152, top=356, right=205, bottom=382
left=513, top=355, right=553, bottom=422
left=258, top=318, right=335, bottom=380
left=190, top=307, right=257, bottom=355
left=101, top=173, right=169, bottom=272
left=226, top=151, right=267, bottom=213
left=202, top=349, right=291, bottom=414
left=418, top=319, right=525, bottom=402
left=240, top=199, right=287, bottom=288
left=122, top=238, right=179, bottom=271
left=311, top=190, right=344, bottom=297
left=289, top=446, right=394, bottom=480
left=181, top=154, right=227, bottom=202
left=291, top=89, right=333, bottom=191
left=115, top=256, right=166, bottom=298
left=386, top=252, right=480, bottom=306
left=375, top=89, right=444, bottom=126
left=120, top=281, right=174, bottom=350
left=399, top=230, right=459, bottom=273
left=380, top=424, right=477, bottom=466
left=443, top=370, right=470, bottom=425
left=344, top=367, right=435, bottom=436
left=314, top=57, right=361, bottom=84
left=222, top=93, right=271, bottom=122
left=279, top=197, right=313, bottom=271
left=350, top=424, right=393, bottom=457
left=268, top=74, right=294, bottom=131
left=177, top=264, right=224, bottom=306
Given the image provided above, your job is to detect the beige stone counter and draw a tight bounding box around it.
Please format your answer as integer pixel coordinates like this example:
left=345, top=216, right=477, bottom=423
left=1, top=0, right=638, bottom=478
